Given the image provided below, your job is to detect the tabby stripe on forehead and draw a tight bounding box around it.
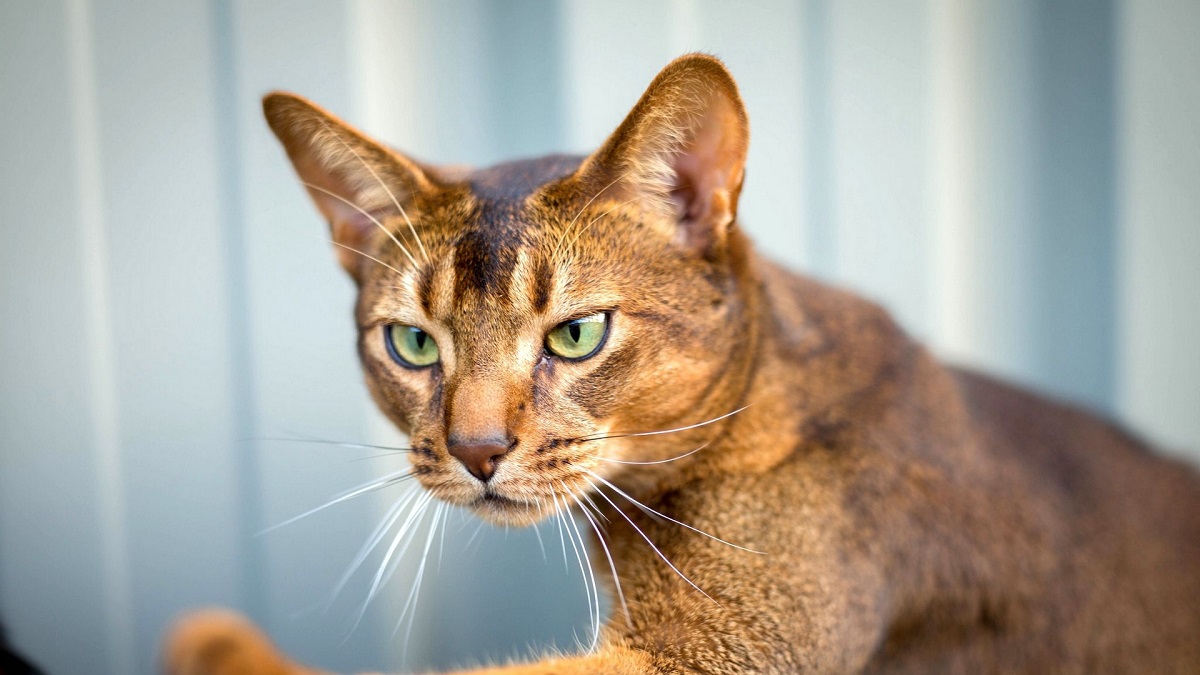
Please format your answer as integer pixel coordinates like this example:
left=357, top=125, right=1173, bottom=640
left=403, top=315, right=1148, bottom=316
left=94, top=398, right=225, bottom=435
left=417, top=264, right=436, bottom=315
left=452, top=227, right=522, bottom=305
left=531, top=256, right=554, bottom=314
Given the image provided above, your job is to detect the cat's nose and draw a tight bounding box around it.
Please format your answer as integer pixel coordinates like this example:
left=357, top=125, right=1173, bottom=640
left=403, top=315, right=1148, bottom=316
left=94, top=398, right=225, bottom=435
left=446, top=438, right=511, bottom=483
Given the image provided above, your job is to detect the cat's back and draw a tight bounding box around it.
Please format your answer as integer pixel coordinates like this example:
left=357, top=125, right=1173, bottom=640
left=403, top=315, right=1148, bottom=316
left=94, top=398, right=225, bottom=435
left=951, top=367, right=1200, bottom=544
left=759, top=259, right=1200, bottom=669
left=950, top=368, right=1200, bottom=669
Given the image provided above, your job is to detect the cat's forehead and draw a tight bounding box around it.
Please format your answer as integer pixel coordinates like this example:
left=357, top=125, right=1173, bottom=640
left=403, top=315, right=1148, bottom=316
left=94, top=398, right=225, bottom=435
left=422, top=155, right=590, bottom=309
left=464, top=154, right=584, bottom=202
left=363, top=154, right=633, bottom=327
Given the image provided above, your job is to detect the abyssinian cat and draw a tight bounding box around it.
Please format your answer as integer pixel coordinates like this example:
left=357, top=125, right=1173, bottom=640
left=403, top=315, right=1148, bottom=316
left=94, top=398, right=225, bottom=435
left=165, top=54, right=1200, bottom=674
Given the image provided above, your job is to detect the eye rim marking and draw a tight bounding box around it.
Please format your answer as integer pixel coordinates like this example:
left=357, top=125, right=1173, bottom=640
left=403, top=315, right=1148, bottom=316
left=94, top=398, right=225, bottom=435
left=385, top=324, right=440, bottom=369
left=545, top=311, right=610, bottom=362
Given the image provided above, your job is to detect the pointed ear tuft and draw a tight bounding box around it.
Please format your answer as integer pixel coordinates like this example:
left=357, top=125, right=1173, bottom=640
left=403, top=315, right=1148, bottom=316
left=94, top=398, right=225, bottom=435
left=262, top=92, right=432, bottom=281
left=577, top=53, right=749, bottom=256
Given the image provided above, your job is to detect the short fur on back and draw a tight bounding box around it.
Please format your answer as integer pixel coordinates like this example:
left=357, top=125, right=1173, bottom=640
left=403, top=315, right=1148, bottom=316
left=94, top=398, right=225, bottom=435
left=165, top=54, right=1200, bottom=675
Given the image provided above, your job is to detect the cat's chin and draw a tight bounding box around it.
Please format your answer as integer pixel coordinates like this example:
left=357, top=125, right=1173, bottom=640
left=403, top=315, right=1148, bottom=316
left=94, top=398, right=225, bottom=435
left=466, top=492, right=546, bottom=527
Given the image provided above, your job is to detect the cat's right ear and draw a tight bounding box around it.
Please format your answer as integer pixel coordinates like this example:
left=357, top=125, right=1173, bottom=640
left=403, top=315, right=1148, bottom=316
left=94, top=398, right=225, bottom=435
left=573, top=53, right=749, bottom=259
left=262, top=92, right=432, bottom=282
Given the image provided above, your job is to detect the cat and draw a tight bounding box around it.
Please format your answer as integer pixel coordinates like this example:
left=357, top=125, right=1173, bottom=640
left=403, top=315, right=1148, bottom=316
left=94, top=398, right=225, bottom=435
left=164, top=54, right=1200, bottom=674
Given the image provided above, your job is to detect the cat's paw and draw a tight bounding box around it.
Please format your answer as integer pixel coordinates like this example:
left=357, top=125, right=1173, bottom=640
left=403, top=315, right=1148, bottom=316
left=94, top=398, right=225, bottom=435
left=163, top=608, right=301, bottom=675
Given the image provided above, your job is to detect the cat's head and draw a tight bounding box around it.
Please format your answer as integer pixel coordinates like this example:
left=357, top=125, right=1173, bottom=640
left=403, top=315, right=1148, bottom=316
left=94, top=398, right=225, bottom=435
left=264, top=54, right=755, bottom=525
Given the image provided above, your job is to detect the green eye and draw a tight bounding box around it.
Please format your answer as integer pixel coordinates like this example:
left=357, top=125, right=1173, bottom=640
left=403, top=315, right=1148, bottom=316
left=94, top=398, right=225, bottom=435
left=385, top=324, right=439, bottom=368
left=546, top=313, right=609, bottom=360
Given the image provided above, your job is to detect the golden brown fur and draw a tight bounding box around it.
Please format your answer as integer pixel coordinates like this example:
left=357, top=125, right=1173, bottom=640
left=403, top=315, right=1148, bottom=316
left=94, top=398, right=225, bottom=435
left=164, top=54, right=1200, bottom=674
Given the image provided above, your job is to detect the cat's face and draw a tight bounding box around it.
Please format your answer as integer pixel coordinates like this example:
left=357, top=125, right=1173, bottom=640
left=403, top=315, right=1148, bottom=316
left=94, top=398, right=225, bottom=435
left=265, top=54, right=751, bottom=525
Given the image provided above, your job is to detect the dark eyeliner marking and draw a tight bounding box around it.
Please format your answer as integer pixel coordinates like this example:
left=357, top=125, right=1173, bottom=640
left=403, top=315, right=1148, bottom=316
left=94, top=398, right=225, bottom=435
left=546, top=312, right=610, bottom=362
left=385, top=325, right=437, bottom=370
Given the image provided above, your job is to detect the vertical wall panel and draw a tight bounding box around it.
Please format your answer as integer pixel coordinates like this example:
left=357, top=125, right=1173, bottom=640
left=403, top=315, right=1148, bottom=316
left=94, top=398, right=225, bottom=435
left=928, top=0, right=1041, bottom=382
left=929, top=0, right=978, bottom=365
left=693, top=0, right=808, bottom=269
left=930, top=0, right=1118, bottom=415
left=228, top=2, right=397, bottom=672
left=802, top=0, right=836, bottom=278
left=208, top=0, right=266, bottom=639
left=0, top=3, right=129, bottom=673
left=67, top=0, right=138, bottom=670
left=1028, top=0, right=1117, bottom=413
left=482, top=0, right=567, bottom=160
left=561, top=0, right=696, bottom=153
left=88, top=1, right=245, bottom=670
left=1118, top=0, right=1200, bottom=456
left=825, top=0, right=933, bottom=337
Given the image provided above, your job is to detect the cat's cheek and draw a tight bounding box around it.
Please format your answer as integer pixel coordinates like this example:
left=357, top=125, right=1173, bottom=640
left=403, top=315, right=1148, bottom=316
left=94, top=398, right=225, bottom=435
left=361, top=364, right=434, bottom=435
left=362, top=376, right=412, bottom=434
left=564, top=342, right=640, bottom=421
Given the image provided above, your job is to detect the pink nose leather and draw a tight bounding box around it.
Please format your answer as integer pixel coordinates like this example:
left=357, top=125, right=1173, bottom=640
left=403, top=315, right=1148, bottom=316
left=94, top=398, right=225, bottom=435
left=447, top=440, right=510, bottom=482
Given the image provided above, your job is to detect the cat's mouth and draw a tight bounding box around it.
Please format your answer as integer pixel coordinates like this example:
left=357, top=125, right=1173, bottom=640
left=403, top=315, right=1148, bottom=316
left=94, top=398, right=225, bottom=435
left=468, top=490, right=544, bottom=525
left=473, top=491, right=528, bottom=511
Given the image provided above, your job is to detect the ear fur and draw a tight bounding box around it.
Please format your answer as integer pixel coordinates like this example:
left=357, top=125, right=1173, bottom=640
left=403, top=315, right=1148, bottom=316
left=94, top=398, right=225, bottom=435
left=577, top=53, right=750, bottom=256
left=262, top=93, right=432, bottom=281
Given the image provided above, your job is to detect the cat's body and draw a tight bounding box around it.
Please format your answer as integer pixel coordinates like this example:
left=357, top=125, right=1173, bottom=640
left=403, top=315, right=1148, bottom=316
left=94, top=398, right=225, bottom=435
left=165, top=55, right=1200, bottom=674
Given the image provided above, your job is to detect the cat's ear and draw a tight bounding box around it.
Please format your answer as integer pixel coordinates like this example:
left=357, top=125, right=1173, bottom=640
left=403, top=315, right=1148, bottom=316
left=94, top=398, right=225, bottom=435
left=262, top=92, right=433, bottom=281
left=576, top=53, right=749, bottom=256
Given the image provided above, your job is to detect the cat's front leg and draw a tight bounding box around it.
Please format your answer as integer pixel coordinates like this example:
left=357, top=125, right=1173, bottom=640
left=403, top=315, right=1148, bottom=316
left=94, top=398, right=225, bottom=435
left=164, top=609, right=329, bottom=675
left=439, top=647, right=661, bottom=675
left=163, top=611, right=664, bottom=675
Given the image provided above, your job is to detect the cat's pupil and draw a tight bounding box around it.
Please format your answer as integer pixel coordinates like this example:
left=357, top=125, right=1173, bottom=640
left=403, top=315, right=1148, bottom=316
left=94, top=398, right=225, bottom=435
left=414, top=331, right=427, bottom=350
left=569, top=323, right=581, bottom=343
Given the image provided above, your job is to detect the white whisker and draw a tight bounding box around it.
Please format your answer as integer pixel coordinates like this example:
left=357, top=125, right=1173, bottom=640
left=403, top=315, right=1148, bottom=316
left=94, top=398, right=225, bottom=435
left=396, top=502, right=445, bottom=653
left=553, top=173, right=626, bottom=263
left=579, top=490, right=609, bottom=524
left=561, top=190, right=663, bottom=254
left=465, top=518, right=487, bottom=550
left=587, top=470, right=763, bottom=554
left=581, top=404, right=753, bottom=443
left=532, top=514, right=548, bottom=563
left=598, top=441, right=710, bottom=466
left=315, top=119, right=428, bottom=263
left=259, top=468, right=413, bottom=535
left=261, top=435, right=411, bottom=453
left=586, top=477, right=719, bottom=606
left=304, top=183, right=417, bottom=270
left=347, top=452, right=410, bottom=463
left=304, top=181, right=417, bottom=268
left=353, top=491, right=433, bottom=631
left=568, top=500, right=602, bottom=652
left=326, top=488, right=421, bottom=608
left=330, top=240, right=404, bottom=276
left=571, top=490, right=630, bottom=627
left=557, top=492, right=599, bottom=651
left=553, top=493, right=570, bottom=572
left=437, top=505, right=449, bottom=570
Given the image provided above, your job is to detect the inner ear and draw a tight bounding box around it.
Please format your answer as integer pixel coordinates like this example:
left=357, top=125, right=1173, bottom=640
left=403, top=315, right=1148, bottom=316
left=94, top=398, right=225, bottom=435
left=664, top=94, right=747, bottom=250
left=576, top=53, right=749, bottom=256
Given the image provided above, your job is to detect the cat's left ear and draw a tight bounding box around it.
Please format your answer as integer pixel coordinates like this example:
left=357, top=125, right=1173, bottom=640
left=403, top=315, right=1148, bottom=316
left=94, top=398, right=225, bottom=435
left=262, top=92, right=434, bottom=282
left=575, top=53, right=749, bottom=256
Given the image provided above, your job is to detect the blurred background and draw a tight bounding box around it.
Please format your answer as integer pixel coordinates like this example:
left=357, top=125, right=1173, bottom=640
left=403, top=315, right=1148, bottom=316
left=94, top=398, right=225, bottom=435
left=2, top=0, right=1199, bottom=673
